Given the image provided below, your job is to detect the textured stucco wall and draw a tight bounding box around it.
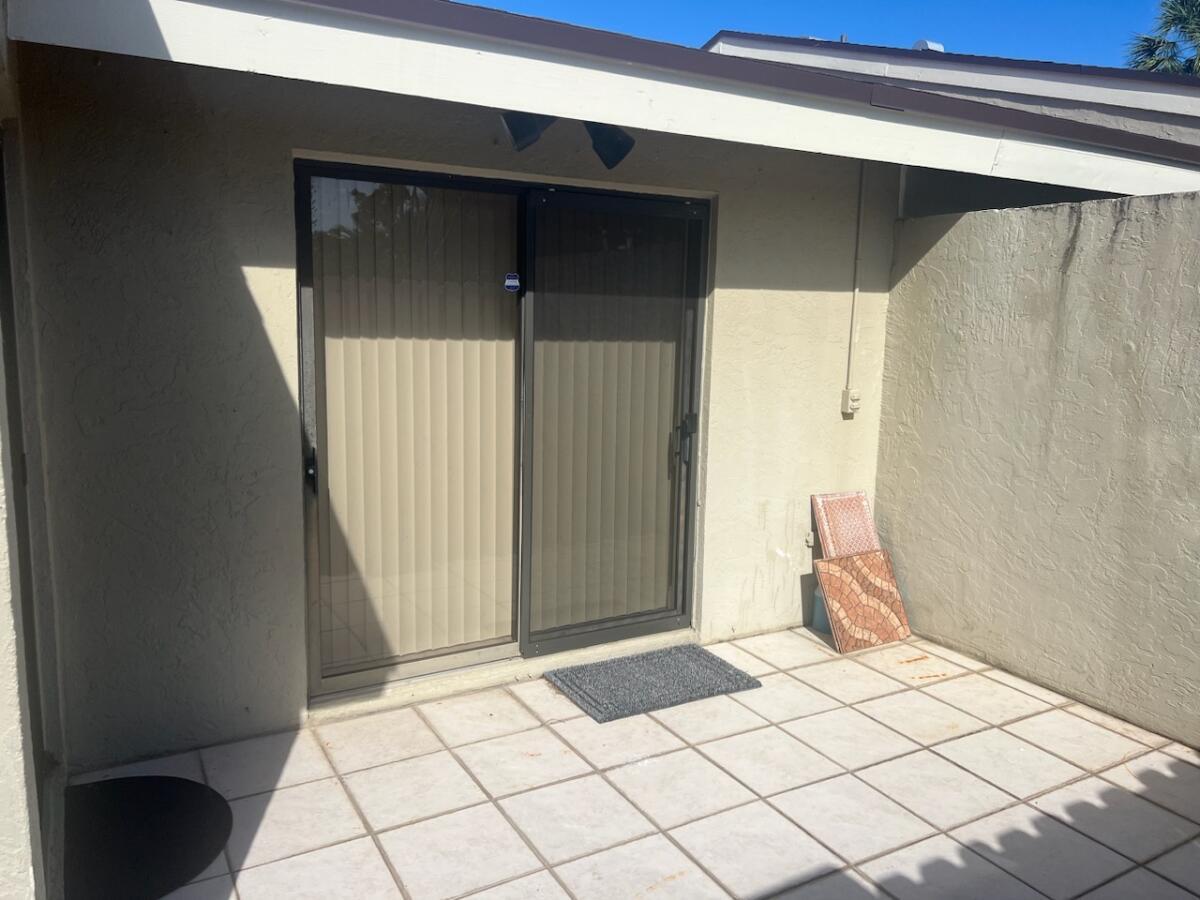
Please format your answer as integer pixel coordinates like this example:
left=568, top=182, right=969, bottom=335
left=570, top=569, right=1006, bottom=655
left=0, top=441, right=39, bottom=900
left=17, top=44, right=895, bottom=768
left=0, top=479, right=40, bottom=897
left=698, top=167, right=895, bottom=639
left=879, top=192, right=1200, bottom=745
left=0, top=283, right=42, bottom=900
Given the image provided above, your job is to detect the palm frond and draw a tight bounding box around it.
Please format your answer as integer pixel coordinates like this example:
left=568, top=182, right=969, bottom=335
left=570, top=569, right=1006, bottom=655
left=1157, top=0, right=1200, bottom=23
left=1128, top=32, right=1187, bottom=71
left=1157, top=0, right=1200, bottom=59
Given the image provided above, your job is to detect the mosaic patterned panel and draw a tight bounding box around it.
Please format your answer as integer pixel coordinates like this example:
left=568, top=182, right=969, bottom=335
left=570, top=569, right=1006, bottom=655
left=815, top=550, right=911, bottom=654
left=811, top=491, right=881, bottom=559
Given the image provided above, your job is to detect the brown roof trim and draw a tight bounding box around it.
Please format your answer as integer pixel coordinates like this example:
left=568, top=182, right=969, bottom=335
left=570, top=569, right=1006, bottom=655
left=703, top=30, right=1200, bottom=90
left=292, top=0, right=1200, bottom=168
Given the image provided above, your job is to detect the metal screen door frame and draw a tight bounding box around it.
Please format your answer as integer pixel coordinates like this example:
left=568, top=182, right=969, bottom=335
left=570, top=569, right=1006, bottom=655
left=297, top=160, right=710, bottom=693
left=296, top=160, right=530, bottom=696
left=517, top=188, right=709, bottom=657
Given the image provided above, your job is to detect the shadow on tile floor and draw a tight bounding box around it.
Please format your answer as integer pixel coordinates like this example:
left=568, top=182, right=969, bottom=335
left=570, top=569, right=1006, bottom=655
left=766, top=755, right=1200, bottom=899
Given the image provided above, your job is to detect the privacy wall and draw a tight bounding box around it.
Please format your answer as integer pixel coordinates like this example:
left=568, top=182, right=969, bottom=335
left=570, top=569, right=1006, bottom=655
left=879, top=192, right=1200, bottom=745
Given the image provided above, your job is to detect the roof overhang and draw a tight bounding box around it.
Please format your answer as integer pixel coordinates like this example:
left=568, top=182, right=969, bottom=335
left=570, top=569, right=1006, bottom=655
left=11, top=0, right=1200, bottom=195
left=705, top=31, right=1200, bottom=119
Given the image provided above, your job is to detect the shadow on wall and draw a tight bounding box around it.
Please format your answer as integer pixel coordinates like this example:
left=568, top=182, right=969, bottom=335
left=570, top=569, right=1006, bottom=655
left=887, top=210, right=963, bottom=289
left=16, top=33, right=397, bottom=771
left=15, top=17, right=423, bottom=895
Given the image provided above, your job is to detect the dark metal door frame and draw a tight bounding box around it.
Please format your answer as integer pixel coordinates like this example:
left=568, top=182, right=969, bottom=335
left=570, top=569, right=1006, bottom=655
left=517, top=187, right=710, bottom=657
left=295, top=160, right=710, bottom=683
left=295, top=160, right=530, bottom=695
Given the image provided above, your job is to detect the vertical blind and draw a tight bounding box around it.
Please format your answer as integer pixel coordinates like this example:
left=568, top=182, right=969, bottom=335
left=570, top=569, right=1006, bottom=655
left=312, top=177, right=519, bottom=674
left=530, top=203, right=688, bottom=632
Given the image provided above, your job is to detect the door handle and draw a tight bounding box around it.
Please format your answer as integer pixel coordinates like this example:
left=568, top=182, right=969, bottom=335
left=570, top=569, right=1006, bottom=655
left=673, top=413, right=698, bottom=465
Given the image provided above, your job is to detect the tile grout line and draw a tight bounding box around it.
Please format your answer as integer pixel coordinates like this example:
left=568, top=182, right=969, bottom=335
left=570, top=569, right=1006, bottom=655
left=87, top=753, right=410, bottom=897
left=653, top=648, right=1181, bottom=897
left=121, top=639, right=1190, bottom=900
left=415, top=699, right=583, bottom=900
left=766, top=633, right=1099, bottom=720
left=215, top=807, right=368, bottom=885
left=110, top=636, right=1154, bottom=781
left=867, top=746, right=1177, bottom=898
left=1120, top=831, right=1200, bottom=898
left=81, top=632, right=1157, bottom=779
left=611, top=682, right=1020, bottom=898
left=891, top=692, right=1198, bottom=833
left=902, top=741, right=1171, bottom=866
left=559, top=670, right=907, bottom=897
left=1137, top=829, right=1200, bottom=869
left=739, top=654, right=968, bottom=771
left=768, top=644, right=1184, bottom=806
left=1069, top=845, right=1200, bottom=900
left=786, top=724, right=1194, bottom=899
left=670, top=751, right=883, bottom=892
left=441, top=645, right=1196, bottom=899
left=734, top=638, right=1035, bottom=728
left=200, top=722, right=524, bottom=882
left=774, top=723, right=1075, bottom=898
left=279, top=665, right=1194, bottom=883
left=1085, top=757, right=1200, bottom=826
left=236, top=662, right=1142, bottom=816
left=549, top=718, right=741, bottom=896
left=819, top=765, right=1070, bottom=900
left=207, top=746, right=1187, bottom=890
left=325, top=724, right=562, bottom=780
left=165, top=632, right=1199, bottom=900
left=310, top=727, right=416, bottom=900
left=193, top=746, right=243, bottom=900
left=501, top=680, right=751, bottom=898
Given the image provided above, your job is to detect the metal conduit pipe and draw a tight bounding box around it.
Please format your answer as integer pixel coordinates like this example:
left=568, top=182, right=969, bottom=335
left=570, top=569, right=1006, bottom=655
left=842, top=161, right=867, bottom=417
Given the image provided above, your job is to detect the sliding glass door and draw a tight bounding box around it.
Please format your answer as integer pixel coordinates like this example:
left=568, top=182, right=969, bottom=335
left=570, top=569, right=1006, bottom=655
left=304, top=173, right=520, bottom=683
left=299, top=164, right=707, bottom=687
left=521, top=190, right=706, bottom=655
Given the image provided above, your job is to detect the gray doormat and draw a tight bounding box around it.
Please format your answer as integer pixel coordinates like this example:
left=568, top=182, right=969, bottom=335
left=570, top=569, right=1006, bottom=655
left=545, top=644, right=761, bottom=723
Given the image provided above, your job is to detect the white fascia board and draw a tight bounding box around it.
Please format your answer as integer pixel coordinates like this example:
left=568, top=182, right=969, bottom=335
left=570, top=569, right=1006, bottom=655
left=11, top=0, right=1200, bottom=195
left=710, top=36, right=1200, bottom=120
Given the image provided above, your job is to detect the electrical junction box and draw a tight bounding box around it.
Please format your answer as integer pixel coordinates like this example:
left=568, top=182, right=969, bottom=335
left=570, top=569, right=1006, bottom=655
left=841, top=388, right=862, bottom=416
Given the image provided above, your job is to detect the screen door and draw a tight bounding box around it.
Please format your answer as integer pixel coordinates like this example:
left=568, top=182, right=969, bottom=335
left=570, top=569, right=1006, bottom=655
left=521, top=190, right=705, bottom=654
left=305, top=173, right=520, bottom=681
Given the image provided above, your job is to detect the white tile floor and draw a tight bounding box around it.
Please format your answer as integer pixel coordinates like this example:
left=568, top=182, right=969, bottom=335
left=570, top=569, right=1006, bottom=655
left=78, top=628, right=1200, bottom=900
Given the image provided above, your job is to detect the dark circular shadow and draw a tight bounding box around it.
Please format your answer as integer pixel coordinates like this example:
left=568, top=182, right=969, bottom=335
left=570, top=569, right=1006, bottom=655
left=65, top=775, right=232, bottom=900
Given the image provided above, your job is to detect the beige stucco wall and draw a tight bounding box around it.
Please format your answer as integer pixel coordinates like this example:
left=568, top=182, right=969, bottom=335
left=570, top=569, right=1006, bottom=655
left=0, top=429, right=40, bottom=899
left=0, top=457, right=40, bottom=897
left=16, top=43, right=895, bottom=769
left=879, top=192, right=1200, bottom=746
left=699, top=168, right=894, bottom=638
left=0, top=280, right=42, bottom=899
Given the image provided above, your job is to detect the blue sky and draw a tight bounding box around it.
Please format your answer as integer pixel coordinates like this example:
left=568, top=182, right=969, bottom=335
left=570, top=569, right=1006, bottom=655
left=477, top=0, right=1162, bottom=68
